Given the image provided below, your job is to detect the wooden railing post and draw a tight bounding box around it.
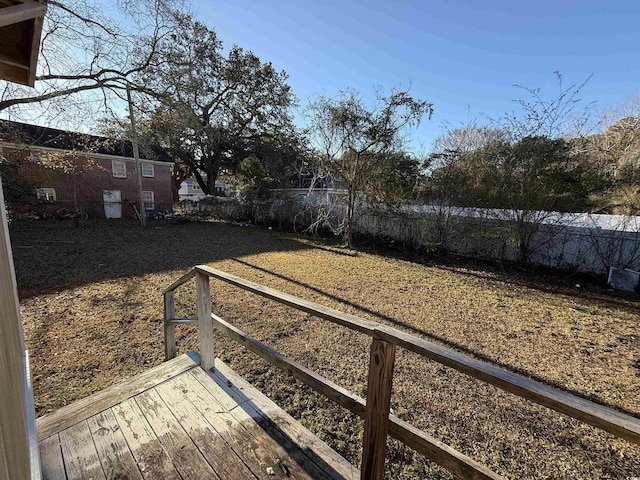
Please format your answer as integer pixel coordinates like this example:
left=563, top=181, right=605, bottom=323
left=163, top=291, right=176, bottom=360
left=361, top=338, right=396, bottom=480
left=196, top=271, right=215, bottom=372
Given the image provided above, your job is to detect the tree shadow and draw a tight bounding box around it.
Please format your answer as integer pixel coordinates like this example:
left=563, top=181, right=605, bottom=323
left=433, top=263, right=640, bottom=316
left=232, top=258, right=640, bottom=418
left=353, top=237, right=640, bottom=315
left=10, top=219, right=313, bottom=299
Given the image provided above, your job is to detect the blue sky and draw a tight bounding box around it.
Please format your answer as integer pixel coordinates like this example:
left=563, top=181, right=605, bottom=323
left=195, top=0, right=640, bottom=152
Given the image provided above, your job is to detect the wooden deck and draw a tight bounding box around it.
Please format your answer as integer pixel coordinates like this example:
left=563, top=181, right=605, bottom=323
left=36, top=352, right=359, bottom=480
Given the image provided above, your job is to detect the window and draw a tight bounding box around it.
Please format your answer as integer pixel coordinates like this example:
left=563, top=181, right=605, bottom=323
left=141, top=162, right=154, bottom=177
left=36, top=188, right=56, bottom=201
left=142, top=190, right=154, bottom=210
left=112, top=159, right=127, bottom=178
left=30, top=150, right=42, bottom=163
left=191, top=183, right=201, bottom=191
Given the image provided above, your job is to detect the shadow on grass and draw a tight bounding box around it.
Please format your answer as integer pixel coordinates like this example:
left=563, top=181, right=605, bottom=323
left=232, top=257, right=640, bottom=418
left=13, top=220, right=640, bottom=417
left=353, top=237, right=640, bottom=315
left=10, top=219, right=313, bottom=299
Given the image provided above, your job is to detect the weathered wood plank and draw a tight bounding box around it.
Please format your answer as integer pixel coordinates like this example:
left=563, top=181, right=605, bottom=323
left=195, top=265, right=377, bottom=335
left=39, top=435, right=66, bottom=480
left=211, top=315, right=502, bottom=478
left=387, top=416, right=504, bottom=480
left=86, top=410, right=143, bottom=480
left=164, top=291, right=176, bottom=360
left=196, top=272, right=215, bottom=372
left=0, top=1, right=47, bottom=28
left=213, top=355, right=500, bottom=480
left=166, top=317, right=198, bottom=325
left=199, top=359, right=360, bottom=479
left=37, top=352, right=200, bottom=441
left=59, top=421, right=106, bottom=480
left=361, top=339, right=395, bottom=480
left=373, top=324, right=640, bottom=445
left=161, top=268, right=195, bottom=294
left=27, top=4, right=45, bottom=86
left=211, top=313, right=366, bottom=416
left=155, top=375, right=258, bottom=480
left=134, top=388, right=219, bottom=480
left=192, top=265, right=640, bottom=445
left=180, top=369, right=302, bottom=480
left=112, top=399, right=181, bottom=480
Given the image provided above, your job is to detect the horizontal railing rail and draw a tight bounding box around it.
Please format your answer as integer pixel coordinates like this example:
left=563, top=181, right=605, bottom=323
left=162, top=269, right=196, bottom=294
left=163, top=265, right=640, bottom=480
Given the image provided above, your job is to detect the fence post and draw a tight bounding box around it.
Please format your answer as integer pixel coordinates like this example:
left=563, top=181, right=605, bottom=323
left=196, top=271, right=215, bottom=372
left=361, top=338, right=396, bottom=480
left=163, top=291, right=176, bottom=360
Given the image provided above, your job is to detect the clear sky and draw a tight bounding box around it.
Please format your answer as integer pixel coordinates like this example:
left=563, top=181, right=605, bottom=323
left=194, top=0, right=640, bottom=152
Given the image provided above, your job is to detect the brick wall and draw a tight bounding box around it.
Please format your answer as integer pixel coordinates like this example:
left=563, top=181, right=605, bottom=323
left=3, top=146, right=173, bottom=218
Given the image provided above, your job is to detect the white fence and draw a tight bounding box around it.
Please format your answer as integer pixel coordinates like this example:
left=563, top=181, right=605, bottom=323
left=180, top=191, right=640, bottom=275
left=354, top=205, right=640, bottom=274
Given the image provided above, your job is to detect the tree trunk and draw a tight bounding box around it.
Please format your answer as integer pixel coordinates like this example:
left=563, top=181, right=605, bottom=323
left=344, top=188, right=355, bottom=248
left=171, top=179, right=180, bottom=204
left=171, top=164, right=191, bottom=204
left=191, top=169, right=211, bottom=195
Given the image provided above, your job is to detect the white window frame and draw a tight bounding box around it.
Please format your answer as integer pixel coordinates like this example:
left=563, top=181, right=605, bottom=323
left=36, top=188, right=56, bottom=201
left=112, top=159, right=127, bottom=178
left=142, top=190, right=154, bottom=210
left=141, top=162, right=154, bottom=177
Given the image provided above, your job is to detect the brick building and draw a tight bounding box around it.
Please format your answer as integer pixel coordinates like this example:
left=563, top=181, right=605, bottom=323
left=0, top=120, right=174, bottom=218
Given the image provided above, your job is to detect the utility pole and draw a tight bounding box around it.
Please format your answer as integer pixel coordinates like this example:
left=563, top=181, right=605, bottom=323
left=126, top=85, right=146, bottom=227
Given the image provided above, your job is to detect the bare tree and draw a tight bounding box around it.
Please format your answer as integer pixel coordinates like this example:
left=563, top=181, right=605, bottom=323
left=0, top=0, right=185, bottom=125
left=306, top=88, right=432, bottom=248
left=593, top=97, right=640, bottom=166
left=503, top=71, right=595, bottom=141
left=423, top=74, right=604, bottom=264
left=582, top=96, right=640, bottom=214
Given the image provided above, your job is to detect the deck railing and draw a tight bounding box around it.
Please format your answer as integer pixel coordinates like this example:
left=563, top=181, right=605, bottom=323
left=163, top=265, right=640, bottom=480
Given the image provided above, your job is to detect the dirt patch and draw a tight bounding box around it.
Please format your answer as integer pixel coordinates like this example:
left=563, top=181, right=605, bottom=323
left=12, top=219, right=640, bottom=479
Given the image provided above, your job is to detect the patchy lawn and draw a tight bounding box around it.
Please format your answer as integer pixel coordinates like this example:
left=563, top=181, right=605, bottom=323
left=11, top=219, right=640, bottom=479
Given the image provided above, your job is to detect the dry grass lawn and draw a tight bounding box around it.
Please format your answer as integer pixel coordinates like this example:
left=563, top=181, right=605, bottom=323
left=11, top=219, right=640, bottom=479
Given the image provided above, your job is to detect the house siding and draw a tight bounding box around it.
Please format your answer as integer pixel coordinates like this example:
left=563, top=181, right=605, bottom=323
left=3, top=146, right=173, bottom=218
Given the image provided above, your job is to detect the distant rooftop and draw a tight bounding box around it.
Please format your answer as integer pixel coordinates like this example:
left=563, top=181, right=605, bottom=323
left=0, top=120, right=173, bottom=163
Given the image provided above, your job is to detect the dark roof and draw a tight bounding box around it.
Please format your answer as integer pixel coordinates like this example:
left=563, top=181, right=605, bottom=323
left=0, top=120, right=173, bottom=163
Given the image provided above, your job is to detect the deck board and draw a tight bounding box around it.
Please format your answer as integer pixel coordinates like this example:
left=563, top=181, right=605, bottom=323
left=168, top=372, right=279, bottom=480
left=39, top=435, right=65, bottom=480
left=37, top=352, right=201, bottom=441
left=86, top=410, right=143, bottom=480
left=135, top=388, right=219, bottom=480
left=59, top=421, right=106, bottom=480
left=187, top=368, right=327, bottom=480
left=190, top=366, right=336, bottom=480
left=210, top=360, right=361, bottom=480
left=154, top=375, right=258, bottom=480
left=112, top=399, right=181, bottom=480
left=37, top=353, right=358, bottom=480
